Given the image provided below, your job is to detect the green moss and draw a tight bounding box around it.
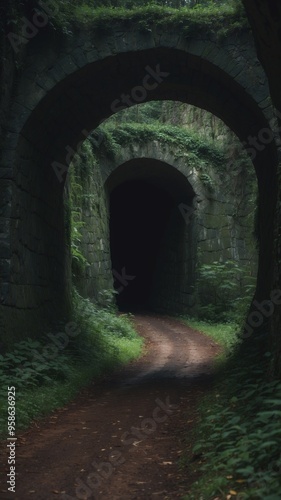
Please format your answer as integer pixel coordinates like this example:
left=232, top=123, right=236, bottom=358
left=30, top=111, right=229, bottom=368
left=98, top=122, right=225, bottom=165
left=35, top=2, right=248, bottom=38
left=69, top=139, right=100, bottom=276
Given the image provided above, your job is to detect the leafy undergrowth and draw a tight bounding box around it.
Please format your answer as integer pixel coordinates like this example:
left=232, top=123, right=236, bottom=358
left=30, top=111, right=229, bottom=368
left=182, top=340, right=281, bottom=499
left=0, top=292, right=143, bottom=437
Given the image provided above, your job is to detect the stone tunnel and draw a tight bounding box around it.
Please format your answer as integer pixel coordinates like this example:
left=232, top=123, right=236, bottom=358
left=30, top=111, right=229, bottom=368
left=71, top=132, right=257, bottom=316
left=0, top=24, right=280, bottom=341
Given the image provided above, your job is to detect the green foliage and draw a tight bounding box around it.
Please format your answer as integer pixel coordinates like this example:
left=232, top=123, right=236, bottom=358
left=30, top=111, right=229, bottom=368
left=93, top=129, right=120, bottom=160
left=198, top=172, right=214, bottom=191
left=68, top=174, right=88, bottom=276
left=68, top=139, right=100, bottom=276
left=98, top=122, right=224, bottom=166
left=73, top=288, right=135, bottom=337
left=0, top=337, right=77, bottom=433
left=180, top=318, right=239, bottom=353
left=197, top=260, right=255, bottom=323
left=43, top=1, right=247, bottom=38
left=0, top=339, right=73, bottom=398
left=186, top=348, right=281, bottom=499
left=71, top=215, right=88, bottom=272
left=0, top=291, right=143, bottom=436
left=97, top=288, right=119, bottom=310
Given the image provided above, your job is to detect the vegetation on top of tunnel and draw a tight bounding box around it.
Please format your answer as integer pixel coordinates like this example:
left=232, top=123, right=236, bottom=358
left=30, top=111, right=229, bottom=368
left=0, top=290, right=143, bottom=435
left=68, top=1, right=247, bottom=38
left=97, top=116, right=257, bottom=194
left=97, top=122, right=225, bottom=167
left=185, top=343, right=281, bottom=499
left=5, top=0, right=248, bottom=42
left=96, top=100, right=255, bottom=183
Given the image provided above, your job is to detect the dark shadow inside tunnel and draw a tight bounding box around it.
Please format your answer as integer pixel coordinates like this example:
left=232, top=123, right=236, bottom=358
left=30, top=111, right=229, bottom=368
left=110, top=179, right=176, bottom=311
left=108, top=158, right=196, bottom=313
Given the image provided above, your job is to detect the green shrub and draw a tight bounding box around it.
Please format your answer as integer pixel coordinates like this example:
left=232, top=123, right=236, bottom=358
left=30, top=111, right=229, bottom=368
left=197, top=260, right=255, bottom=323
left=186, top=348, right=281, bottom=499
left=0, top=291, right=143, bottom=436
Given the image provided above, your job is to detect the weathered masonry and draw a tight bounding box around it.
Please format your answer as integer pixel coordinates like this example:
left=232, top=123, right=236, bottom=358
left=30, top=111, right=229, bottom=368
left=0, top=23, right=279, bottom=341
left=73, top=134, right=256, bottom=314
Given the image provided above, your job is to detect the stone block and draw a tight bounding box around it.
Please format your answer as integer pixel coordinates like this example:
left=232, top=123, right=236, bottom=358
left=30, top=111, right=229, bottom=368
left=0, top=240, right=11, bottom=259
left=71, top=48, right=88, bottom=68
left=0, top=259, right=10, bottom=280
left=58, top=55, right=79, bottom=75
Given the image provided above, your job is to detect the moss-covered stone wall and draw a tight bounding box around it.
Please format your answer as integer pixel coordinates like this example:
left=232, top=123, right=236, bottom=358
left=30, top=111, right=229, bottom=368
left=69, top=140, right=113, bottom=304
left=71, top=120, right=257, bottom=315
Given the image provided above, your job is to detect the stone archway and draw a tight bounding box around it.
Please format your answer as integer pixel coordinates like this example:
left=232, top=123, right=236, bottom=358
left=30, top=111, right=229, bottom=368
left=0, top=25, right=278, bottom=339
left=71, top=132, right=256, bottom=316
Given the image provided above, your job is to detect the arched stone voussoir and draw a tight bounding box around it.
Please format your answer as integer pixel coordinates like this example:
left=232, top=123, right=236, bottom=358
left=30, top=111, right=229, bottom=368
left=102, top=140, right=208, bottom=200
left=4, top=26, right=274, bottom=154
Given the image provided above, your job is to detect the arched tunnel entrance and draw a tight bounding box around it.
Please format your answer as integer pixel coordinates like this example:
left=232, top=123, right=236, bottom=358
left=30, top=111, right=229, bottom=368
left=1, top=38, right=279, bottom=340
left=107, top=158, right=195, bottom=312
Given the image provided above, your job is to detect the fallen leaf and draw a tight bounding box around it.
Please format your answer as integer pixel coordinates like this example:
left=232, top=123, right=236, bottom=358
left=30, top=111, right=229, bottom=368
left=230, top=491, right=237, bottom=495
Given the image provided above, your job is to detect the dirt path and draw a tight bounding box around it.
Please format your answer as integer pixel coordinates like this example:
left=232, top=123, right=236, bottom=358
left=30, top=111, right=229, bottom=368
left=0, top=314, right=221, bottom=500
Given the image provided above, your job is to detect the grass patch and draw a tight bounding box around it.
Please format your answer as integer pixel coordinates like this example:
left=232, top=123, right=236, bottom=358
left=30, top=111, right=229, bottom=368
left=179, top=317, right=240, bottom=353
left=0, top=292, right=143, bottom=437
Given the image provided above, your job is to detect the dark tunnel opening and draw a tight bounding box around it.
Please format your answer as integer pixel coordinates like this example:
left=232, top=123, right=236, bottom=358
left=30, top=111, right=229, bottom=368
left=110, top=179, right=176, bottom=311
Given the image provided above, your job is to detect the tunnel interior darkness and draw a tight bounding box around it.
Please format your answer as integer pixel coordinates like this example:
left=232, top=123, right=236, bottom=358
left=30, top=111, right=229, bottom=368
left=110, top=179, right=176, bottom=310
